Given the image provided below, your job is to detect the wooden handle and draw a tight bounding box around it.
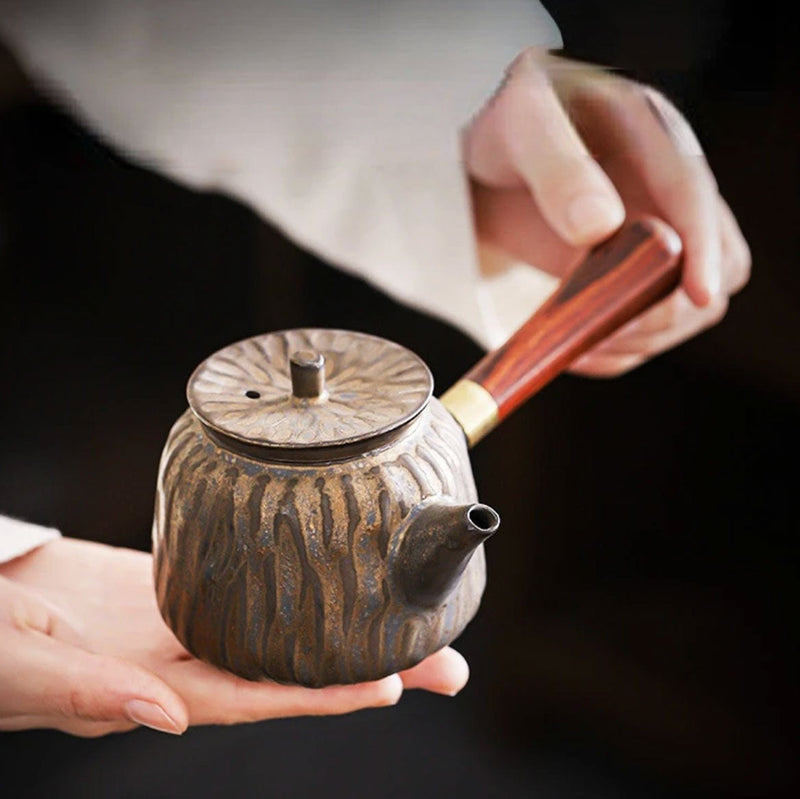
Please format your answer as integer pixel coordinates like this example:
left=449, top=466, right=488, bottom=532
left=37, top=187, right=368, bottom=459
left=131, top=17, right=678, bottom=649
left=440, top=216, right=683, bottom=446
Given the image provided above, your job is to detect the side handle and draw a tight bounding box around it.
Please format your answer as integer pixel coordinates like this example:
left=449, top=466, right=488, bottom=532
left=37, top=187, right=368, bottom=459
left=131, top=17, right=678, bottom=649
left=440, top=216, right=683, bottom=447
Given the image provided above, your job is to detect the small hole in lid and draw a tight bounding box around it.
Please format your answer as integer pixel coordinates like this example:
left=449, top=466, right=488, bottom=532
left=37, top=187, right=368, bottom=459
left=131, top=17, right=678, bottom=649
left=245, top=390, right=261, bottom=399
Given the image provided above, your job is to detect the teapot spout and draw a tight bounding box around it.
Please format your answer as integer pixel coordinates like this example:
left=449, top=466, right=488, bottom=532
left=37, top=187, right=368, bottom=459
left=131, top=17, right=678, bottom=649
left=395, top=502, right=500, bottom=610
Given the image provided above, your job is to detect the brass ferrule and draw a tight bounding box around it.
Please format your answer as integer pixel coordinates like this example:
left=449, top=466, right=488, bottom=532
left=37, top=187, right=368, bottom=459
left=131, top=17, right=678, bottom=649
left=439, top=379, right=499, bottom=448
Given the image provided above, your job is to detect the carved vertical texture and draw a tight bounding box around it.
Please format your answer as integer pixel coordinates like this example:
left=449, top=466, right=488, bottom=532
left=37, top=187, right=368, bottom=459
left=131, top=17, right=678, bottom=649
left=152, top=400, right=486, bottom=686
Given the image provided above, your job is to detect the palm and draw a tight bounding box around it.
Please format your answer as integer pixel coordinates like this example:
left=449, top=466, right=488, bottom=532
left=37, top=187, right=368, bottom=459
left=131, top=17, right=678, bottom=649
left=1, top=538, right=467, bottom=730
left=13, top=539, right=184, bottom=664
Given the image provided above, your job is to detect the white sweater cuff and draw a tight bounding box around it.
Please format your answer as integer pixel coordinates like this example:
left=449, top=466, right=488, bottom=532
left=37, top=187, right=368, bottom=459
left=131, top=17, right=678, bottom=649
left=0, top=516, right=61, bottom=564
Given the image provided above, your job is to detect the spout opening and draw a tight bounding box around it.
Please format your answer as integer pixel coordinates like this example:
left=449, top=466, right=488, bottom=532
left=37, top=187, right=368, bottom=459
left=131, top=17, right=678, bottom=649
left=467, top=504, right=500, bottom=534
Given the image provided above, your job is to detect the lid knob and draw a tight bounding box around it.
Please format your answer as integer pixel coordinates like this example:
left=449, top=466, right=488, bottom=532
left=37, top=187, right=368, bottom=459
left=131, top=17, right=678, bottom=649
left=290, top=350, right=326, bottom=399
left=187, top=329, right=433, bottom=451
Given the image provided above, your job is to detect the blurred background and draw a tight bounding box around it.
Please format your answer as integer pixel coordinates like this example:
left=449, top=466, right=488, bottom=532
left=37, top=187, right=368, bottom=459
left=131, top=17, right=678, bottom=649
left=0, top=1, right=797, bottom=796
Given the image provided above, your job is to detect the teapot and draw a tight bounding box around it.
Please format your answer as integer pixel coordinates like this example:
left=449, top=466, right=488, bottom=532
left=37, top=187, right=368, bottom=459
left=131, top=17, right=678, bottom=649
left=152, top=217, right=681, bottom=687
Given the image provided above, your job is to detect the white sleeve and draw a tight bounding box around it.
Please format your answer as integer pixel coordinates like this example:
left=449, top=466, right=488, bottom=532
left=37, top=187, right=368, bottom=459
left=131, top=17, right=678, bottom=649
left=0, top=515, right=61, bottom=564
left=0, top=0, right=562, bottom=351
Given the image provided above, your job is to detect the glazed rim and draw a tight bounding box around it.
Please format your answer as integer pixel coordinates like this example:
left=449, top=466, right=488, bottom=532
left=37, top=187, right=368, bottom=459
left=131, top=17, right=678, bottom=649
left=186, top=328, right=434, bottom=452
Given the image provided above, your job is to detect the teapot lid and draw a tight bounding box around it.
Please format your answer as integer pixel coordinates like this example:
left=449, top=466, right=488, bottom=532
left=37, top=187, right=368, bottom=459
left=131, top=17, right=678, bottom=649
left=187, top=329, right=433, bottom=457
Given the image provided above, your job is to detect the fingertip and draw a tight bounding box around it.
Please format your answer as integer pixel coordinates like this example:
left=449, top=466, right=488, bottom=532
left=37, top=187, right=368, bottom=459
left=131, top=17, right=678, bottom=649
left=702, top=254, right=723, bottom=303
left=683, top=260, right=719, bottom=308
left=679, top=241, right=715, bottom=308
left=441, top=648, right=470, bottom=697
left=312, top=672, right=402, bottom=714
left=399, top=647, right=470, bottom=696
left=564, top=192, right=625, bottom=246
left=376, top=674, right=404, bottom=707
left=678, top=219, right=722, bottom=309
left=152, top=689, right=189, bottom=734
left=124, top=698, right=185, bottom=735
left=118, top=676, right=189, bottom=735
left=54, top=647, right=189, bottom=734
left=684, top=280, right=712, bottom=308
left=115, top=664, right=189, bottom=733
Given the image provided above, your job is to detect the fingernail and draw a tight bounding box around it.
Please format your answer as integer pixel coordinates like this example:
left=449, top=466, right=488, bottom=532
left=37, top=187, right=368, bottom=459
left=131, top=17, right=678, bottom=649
left=124, top=699, right=183, bottom=735
left=566, top=194, right=624, bottom=242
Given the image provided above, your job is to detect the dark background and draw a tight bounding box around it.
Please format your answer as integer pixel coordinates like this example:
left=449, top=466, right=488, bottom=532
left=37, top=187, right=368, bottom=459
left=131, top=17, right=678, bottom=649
left=0, top=1, right=797, bottom=796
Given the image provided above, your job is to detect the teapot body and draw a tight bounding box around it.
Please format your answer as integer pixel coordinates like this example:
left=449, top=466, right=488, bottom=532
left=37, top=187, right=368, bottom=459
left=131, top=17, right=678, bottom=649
left=152, top=217, right=679, bottom=688
left=152, top=398, right=485, bottom=687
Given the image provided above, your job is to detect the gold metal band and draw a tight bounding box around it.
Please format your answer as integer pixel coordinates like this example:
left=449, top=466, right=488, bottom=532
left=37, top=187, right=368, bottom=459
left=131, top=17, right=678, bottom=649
left=439, top=379, right=499, bottom=448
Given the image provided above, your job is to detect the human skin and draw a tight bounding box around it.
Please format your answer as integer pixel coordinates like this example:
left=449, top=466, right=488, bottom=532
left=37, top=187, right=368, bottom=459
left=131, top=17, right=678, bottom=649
left=0, top=538, right=469, bottom=737
left=466, top=50, right=750, bottom=376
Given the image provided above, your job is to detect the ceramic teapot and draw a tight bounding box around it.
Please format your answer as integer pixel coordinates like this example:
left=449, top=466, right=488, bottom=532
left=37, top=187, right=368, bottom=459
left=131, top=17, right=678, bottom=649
left=152, top=217, right=681, bottom=687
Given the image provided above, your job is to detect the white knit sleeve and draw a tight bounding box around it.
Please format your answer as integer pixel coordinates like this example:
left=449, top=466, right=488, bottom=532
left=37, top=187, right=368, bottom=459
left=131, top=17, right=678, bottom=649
left=0, top=515, right=61, bottom=564
left=0, top=0, right=562, bottom=350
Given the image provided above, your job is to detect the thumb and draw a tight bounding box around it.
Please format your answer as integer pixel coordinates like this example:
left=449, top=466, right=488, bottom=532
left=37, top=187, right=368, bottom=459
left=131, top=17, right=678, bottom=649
left=34, top=636, right=188, bottom=735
